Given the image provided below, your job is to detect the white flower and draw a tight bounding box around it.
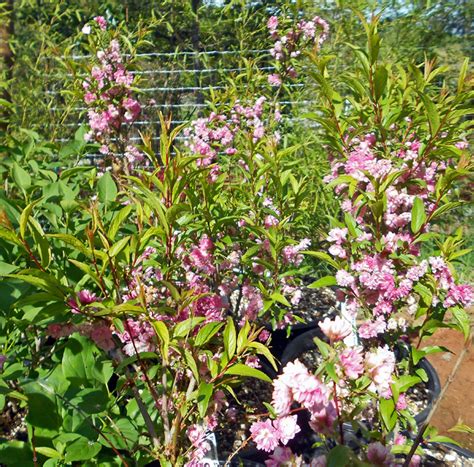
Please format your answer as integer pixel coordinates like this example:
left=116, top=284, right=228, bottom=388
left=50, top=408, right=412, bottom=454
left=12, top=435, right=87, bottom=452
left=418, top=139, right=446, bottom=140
left=82, top=24, right=91, bottom=35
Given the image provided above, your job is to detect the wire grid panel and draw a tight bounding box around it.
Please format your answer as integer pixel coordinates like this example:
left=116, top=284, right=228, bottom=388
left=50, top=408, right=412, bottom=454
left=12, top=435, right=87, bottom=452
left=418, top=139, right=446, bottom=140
left=45, top=48, right=317, bottom=159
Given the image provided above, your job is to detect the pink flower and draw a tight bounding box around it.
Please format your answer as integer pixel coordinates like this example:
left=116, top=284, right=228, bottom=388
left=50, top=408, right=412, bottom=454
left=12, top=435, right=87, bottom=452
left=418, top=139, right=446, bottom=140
left=259, top=329, right=271, bottom=342
left=267, top=16, right=279, bottom=32
left=328, top=243, right=347, bottom=258
left=336, top=269, right=355, bottom=287
left=366, top=442, right=395, bottom=466
left=187, top=424, right=211, bottom=461
left=94, top=16, right=107, bottom=30
left=327, top=227, right=348, bottom=243
left=273, top=415, right=301, bottom=445
left=265, top=447, right=293, bottom=467
left=264, top=215, right=279, bottom=228
left=358, top=317, right=387, bottom=339
left=90, top=325, right=114, bottom=351
left=309, top=402, right=337, bottom=434
left=250, top=419, right=280, bottom=452
left=339, top=347, right=364, bottom=379
left=443, top=284, right=474, bottom=308
left=319, top=316, right=352, bottom=342
left=268, top=74, right=282, bottom=87
left=84, top=92, right=96, bottom=104
left=77, top=289, right=99, bottom=305
left=245, top=356, right=261, bottom=369
left=309, top=455, right=327, bottom=467
left=365, top=346, right=396, bottom=397
left=396, top=393, right=408, bottom=410
left=272, top=377, right=293, bottom=416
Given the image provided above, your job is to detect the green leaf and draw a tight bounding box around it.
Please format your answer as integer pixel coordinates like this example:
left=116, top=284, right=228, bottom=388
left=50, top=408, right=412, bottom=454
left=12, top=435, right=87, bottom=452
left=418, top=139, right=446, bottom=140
left=47, top=233, right=94, bottom=258
left=174, top=317, right=206, bottom=338
left=108, top=205, right=133, bottom=240
left=71, top=388, right=109, bottom=414
left=313, top=337, right=331, bottom=359
left=457, top=57, right=469, bottom=93
left=396, top=375, right=421, bottom=393
left=0, top=226, right=21, bottom=246
left=62, top=335, right=95, bottom=384
left=68, top=259, right=102, bottom=289
left=303, top=251, right=339, bottom=269
left=0, top=440, right=34, bottom=466
left=374, top=65, right=388, bottom=100
left=97, top=172, right=117, bottom=205
left=152, top=320, right=170, bottom=363
left=184, top=349, right=200, bottom=382
left=197, top=382, right=213, bottom=418
left=224, top=363, right=272, bottom=383
left=35, top=447, right=62, bottom=459
left=379, top=397, right=397, bottom=431
left=6, top=272, right=65, bottom=298
left=194, top=322, right=224, bottom=347
left=19, top=201, right=38, bottom=239
left=270, top=292, right=291, bottom=307
left=411, top=197, right=426, bottom=233
left=23, top=382, right=62, bottom=430
left=13, top=162, right=31, bottom=191
left=309, top=275, right=337, bottom=288
left=327, top=445, right=352, bottom=467
left=0, top=261, right=18, bottom=275
left=429, top=435, right=461, bottom=446
left=64, top=437, right=102, bottom=462
left=108, top=236, right=130, bottom=257
left=451, top=307, right=471, bottom=340
left=248, top=341, right=278, bottom=371
left=223, top=317, right=237, bottom=360
left=420, top=93, right=440, bottom=135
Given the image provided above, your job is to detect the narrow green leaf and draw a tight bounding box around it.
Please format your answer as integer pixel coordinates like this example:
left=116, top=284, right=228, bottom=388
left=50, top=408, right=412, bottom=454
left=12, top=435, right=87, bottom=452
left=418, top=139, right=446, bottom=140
left=194, top=322, right=224, bottom=347
left=411, top=197, right=426, bottom=233
left=248, top=342, right=278, bottom=371
left=420, top=93, right=440, bottom=135
left=13, top=162, right=31, bottom=190
left=309, top=275, right=337, bottom=288
left=223, top=317, right=236, bottom=360
left=108, top=236, right=130, bottom=257
left=224, top=363, right=272, bottom=383
left=197, top=382, right=213, bottom=418
left=97, top=172, right=117, bottom=205
left=19, top=201, right=37, bottom=239
left=108, top=205, right=133, bottom=240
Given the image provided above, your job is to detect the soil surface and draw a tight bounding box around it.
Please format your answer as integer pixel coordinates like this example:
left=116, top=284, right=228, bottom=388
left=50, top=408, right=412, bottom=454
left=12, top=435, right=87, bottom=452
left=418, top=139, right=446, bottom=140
left=425, top=324, right=474, bottom=452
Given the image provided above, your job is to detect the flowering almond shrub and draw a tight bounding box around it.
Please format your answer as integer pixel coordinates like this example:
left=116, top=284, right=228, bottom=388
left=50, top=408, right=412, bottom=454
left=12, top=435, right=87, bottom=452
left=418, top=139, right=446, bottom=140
left=0, top=10, right=471, bottom=467
left=249, top=15, right=473, bottom=466
left=0, top=15, right=323, bottom=466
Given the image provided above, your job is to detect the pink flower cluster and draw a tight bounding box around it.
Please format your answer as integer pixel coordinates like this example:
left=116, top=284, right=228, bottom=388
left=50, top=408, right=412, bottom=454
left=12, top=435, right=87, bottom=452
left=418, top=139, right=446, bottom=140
left=250, top=415, right=301, bottom=452
left=324, top=134, right=473, bottom=337
left=82, top=31, right=146, bottom=171
left=185, top=424, right=211, bottom=464
left=267, top=15, right=329, bottom=85
left=272, top=360, right=335, bottom=433
left=184, top=96, right=267, bottom=173
left=47, top=321, right=114, bottom=351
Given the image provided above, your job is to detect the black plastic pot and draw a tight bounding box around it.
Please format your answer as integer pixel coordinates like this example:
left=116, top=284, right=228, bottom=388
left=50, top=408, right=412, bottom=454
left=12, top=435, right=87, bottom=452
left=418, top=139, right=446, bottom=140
left=429, top=442, right=474, bottom=459
left=412, top=357, right=441, bottom=426
left=268, top=315, right=330, bottom=361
